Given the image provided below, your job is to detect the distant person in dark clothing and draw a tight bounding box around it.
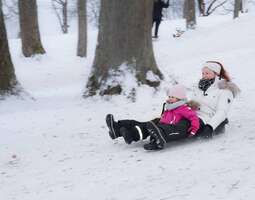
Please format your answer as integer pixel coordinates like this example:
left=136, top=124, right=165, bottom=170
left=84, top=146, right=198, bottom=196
left=152, top=0, right=170, bottom=38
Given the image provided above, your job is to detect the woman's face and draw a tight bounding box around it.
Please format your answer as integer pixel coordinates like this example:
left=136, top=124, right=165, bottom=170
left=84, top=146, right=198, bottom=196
left=202, top=67, right=216, bottom=80
left=166, top=96, right=179, bottom=104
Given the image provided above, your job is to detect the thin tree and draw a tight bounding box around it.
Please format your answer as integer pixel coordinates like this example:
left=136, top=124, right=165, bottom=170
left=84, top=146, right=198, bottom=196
left=241, top=0, right=248, bottom=13
left=84, top=0, right=162, bottom=97
left=234, top=0, right=242, bottom=18
left=18, top=0, right=45, bottom=57
left=197, top=0, right=205, bottom=16
left=52, top=0, right=69, bottom=34
left=87, top=0, right=100, bottom=27
left=0, top=0, right=20, bottom=96
left=77, top=0, right=87, bottom=57
left=184, top=0, right=196, bottom=29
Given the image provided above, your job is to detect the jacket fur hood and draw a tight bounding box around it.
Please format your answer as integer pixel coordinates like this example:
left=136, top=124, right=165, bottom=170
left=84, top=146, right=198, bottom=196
left=187, top=100, right=200, bottom=110
left=218, top=80, right=241, bottom=98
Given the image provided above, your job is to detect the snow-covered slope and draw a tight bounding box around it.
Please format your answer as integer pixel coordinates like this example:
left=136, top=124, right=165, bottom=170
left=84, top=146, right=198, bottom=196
left=1, top=10, right=255, bottom=200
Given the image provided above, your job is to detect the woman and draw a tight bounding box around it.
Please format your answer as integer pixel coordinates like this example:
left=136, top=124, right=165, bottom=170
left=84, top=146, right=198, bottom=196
left=190, top=61, right=240, bottom=138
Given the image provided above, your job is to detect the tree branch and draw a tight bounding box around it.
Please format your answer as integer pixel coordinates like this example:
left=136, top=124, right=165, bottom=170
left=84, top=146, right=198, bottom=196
left=208, top=0, right=228, bottom=15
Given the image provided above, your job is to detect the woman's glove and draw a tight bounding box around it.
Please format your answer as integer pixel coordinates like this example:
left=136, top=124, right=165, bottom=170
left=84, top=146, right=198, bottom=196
left=200, top=124, right=213, bottom=138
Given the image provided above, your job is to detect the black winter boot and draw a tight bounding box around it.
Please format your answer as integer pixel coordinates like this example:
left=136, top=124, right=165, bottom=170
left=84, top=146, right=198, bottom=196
left=145, top=121, right=167, bottom=150
left=106, top=114, right=121, bottom=139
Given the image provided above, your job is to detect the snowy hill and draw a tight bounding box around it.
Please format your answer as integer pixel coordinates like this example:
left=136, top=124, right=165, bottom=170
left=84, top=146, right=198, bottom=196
left=1, top=9, right=255, bottom=200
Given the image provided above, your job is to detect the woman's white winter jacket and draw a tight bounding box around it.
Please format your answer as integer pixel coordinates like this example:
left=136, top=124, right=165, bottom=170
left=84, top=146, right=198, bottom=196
left=191, top=78, right=239, bottom=130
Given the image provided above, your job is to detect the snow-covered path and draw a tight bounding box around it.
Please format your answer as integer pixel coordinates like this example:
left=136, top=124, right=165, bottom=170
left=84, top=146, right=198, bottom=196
left=1, top=14, right=255, bottom=200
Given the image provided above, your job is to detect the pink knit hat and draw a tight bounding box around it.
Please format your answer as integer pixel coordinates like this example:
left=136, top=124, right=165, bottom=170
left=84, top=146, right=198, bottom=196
left=167, top=84, right=187, bottom=100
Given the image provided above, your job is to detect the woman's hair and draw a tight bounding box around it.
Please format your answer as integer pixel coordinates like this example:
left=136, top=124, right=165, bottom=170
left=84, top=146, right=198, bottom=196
left=206, top=61, right=231, bottom=81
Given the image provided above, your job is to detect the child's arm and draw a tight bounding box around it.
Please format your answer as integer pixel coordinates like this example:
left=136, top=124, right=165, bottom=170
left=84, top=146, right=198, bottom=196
left=181, top=106, right=200, bottom=136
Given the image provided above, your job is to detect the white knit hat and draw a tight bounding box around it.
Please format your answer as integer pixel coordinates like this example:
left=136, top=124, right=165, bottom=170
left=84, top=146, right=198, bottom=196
left=167, top=84, right=187, bottom=100
left=203, top=62, right=221, bottom=74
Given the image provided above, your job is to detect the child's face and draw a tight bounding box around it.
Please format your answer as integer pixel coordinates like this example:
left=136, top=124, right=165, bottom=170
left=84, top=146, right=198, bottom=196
left=166, top=96, right=179, bottom=104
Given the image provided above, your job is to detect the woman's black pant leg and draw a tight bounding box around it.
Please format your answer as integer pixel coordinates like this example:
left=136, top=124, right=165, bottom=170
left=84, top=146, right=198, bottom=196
left=197, top=118, right=228, bottom=137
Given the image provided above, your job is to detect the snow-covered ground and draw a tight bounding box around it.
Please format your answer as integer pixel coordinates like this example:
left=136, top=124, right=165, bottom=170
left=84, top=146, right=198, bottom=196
left=1, top=4, right=255, bottom=200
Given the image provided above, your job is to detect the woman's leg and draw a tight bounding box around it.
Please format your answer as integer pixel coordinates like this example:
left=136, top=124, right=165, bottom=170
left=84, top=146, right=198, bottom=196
left=196, top=118, right=228, bottom=138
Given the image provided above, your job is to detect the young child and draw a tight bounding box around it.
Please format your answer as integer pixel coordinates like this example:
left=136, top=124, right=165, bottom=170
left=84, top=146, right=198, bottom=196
left=143, top=84, right=200, bottom=150
left=105, top=84, right=200, bottom=150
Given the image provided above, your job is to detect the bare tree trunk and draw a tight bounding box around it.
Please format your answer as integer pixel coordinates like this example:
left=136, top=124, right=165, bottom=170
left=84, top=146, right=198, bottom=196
left=87, top=0, right=100, bottom=27
left=84, top=0, right=162, bottom=98
left=0, top=0, right=20, bottom=96
left=51, top=0, right=69, bottom=34
left=77, top=0, right=87, bottom=57
left=234, top=0, right=241, bottom=18
left=241, top=0, right=248, bottom=13
left=184, top=0, right=196, bottom=29
left=18, top=0, right=45, bottom=57
left=183, top=0, right=188, bottom=19
left=197, top=0, right=205, bottom=16
left=62, top=0, right=68, bottom=33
